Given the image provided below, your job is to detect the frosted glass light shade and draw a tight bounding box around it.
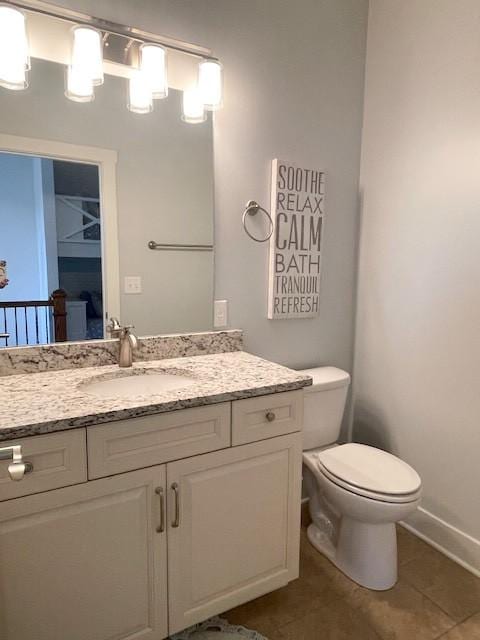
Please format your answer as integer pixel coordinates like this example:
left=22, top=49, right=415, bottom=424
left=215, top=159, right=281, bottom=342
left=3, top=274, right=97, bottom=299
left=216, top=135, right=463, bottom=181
left=65, top=65, right=94, bottom=102
left=181, top=87, right=206, bottom=124
left=198, top=59, right=222, bottom=110
left=140, top=43, right=168, bottom=99
left=71, top=25, right=103, bottom=86
left=0, top=4, right=29, bottom=90
left=128, top=71, right=153, bottom=114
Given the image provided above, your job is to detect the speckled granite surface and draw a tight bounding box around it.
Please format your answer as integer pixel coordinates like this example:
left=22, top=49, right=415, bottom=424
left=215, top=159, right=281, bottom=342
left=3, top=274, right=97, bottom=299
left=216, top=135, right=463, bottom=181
left=0, top=330, right=243, bottom=377
left=0, top=351, right=311, bottom=441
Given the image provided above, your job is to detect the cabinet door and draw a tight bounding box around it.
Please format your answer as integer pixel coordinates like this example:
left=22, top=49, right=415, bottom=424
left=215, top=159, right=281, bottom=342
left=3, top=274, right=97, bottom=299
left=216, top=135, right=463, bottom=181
left=167, top=433, right=302, bottom=634
left=0, top=466, right=168, bottom=640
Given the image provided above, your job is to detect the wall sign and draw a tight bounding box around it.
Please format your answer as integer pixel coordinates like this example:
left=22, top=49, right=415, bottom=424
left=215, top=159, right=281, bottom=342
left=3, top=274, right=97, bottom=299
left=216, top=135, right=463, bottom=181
left=267, top=159, right=325, bottom=319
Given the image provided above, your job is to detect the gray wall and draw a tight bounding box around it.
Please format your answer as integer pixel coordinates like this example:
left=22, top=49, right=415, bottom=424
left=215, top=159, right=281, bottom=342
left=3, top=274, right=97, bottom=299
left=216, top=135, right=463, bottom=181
left=50, top=0, right=369, bottom=373
left=355, top=0, right=480, bottom=571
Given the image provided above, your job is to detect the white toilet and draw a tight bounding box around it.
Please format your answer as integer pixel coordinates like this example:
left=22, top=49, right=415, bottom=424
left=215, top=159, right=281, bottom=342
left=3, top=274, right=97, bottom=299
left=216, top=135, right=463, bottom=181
left=299, top=366, right=422, bottom=591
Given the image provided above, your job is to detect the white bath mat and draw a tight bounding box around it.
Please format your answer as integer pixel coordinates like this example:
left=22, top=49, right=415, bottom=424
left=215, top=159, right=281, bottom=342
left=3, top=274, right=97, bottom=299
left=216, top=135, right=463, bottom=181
left=170, top=617, right=269, bottom=640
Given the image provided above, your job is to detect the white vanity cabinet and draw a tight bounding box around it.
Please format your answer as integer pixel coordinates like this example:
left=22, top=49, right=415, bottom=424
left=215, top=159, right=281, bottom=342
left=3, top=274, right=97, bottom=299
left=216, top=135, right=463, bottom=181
left=0, top=391, right=303, bottom=640
left=0, top=466, right=169, bottom=640
left=167, top=433, right=301, bottom=634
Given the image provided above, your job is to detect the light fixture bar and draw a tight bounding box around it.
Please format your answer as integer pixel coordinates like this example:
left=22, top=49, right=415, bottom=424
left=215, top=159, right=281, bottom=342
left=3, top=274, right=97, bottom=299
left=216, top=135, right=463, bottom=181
left=3, top=0, right=216, bottom=61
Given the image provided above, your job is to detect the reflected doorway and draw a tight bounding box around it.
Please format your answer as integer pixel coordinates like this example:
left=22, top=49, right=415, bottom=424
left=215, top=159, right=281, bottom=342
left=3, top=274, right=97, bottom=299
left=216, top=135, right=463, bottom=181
left=0, top=152, right=103, bottom=347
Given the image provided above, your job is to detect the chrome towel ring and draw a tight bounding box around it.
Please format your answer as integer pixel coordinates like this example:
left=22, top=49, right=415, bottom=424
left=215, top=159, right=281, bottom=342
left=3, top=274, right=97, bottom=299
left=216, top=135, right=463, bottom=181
left=242, top=200, right=274, bottom=243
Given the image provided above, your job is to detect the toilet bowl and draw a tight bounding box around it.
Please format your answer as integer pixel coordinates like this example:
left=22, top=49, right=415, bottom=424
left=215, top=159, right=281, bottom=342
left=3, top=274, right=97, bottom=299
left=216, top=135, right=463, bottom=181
left=298, top=367, right=422, bottom=590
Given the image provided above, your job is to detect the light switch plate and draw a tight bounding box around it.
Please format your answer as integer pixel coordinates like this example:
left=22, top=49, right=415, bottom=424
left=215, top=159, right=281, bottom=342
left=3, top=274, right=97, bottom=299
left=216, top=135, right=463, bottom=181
left=124, top=276, right=142, bottom=294
left=214, top=300, right=228, bottom=328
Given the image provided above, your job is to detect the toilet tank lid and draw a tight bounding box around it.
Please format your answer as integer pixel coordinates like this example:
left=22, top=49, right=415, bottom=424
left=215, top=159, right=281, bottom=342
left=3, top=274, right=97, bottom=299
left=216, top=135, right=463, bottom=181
left=298, top=366, right=350, bottom=392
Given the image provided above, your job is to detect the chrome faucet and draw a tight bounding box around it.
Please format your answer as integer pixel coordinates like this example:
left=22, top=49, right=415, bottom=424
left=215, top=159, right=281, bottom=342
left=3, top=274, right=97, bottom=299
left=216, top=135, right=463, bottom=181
left=107, top=318, right=138, bottom=367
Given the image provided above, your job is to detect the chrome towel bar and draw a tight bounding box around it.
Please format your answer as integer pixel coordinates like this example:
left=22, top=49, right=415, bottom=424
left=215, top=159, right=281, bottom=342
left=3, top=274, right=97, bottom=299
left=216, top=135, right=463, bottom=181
left=148, top=241, right=213, bottom=252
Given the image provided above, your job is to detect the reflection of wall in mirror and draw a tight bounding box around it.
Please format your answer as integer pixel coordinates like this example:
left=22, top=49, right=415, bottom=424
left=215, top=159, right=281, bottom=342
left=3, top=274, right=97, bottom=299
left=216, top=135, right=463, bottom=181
left=0, top=154, right=54, bottom=345
left=0, top=153, right=54, bottom=303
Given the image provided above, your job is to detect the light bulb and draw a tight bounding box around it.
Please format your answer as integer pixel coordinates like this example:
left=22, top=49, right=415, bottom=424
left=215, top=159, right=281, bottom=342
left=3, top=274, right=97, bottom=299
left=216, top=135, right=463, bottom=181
left=198, top=59, right=222, bottom=110
left=140, top=43, right=167, bottom=99
left=71, top=25, right=103, bottom=86
left=0, top=4, right=29, bottom=90
left=65, top=65, right=94, bottom=102
left=181, top=86, right=206, bottom=124
left=127, top=71, right=153, bottom=114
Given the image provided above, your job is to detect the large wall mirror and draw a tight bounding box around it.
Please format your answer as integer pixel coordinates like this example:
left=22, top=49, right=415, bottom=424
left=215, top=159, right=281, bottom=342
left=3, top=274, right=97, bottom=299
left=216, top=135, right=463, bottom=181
left=0, top=56, right=214, bottom=348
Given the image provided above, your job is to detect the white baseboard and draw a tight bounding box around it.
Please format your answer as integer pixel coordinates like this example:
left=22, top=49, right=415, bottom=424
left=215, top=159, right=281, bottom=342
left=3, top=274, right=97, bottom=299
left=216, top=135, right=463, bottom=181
left=401, top=507, right=480, bottom=578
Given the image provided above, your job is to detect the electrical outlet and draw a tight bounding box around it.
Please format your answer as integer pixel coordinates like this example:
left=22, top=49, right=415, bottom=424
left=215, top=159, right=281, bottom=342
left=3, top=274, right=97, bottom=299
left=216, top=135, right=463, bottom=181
left=214, top=300, right=228, bottom=328
left=124, top=276, right=142, bottom=294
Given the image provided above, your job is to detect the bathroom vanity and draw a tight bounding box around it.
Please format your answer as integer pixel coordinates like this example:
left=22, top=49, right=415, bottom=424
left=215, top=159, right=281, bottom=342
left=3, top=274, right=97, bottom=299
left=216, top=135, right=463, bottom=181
left=0, top=340, right=311, bottom=640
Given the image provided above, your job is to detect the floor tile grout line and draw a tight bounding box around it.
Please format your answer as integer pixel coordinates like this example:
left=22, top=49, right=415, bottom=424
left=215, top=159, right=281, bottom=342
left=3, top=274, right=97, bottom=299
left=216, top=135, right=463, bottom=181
left=272, top=591, right=383, bottom=640
left=399, top=560, right=479, bottom=625
left=276, top=591, right=353, bottom=629
left=434, top=610, right=480, bottom=640
left=434, top=622, right=461, bottom=640
left=395, top=577, right=459, bottom=630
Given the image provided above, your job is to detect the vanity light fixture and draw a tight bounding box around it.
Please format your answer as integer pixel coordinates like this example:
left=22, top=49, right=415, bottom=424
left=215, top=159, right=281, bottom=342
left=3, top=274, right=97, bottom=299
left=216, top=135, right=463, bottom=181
left=0, top=3, right=29, bottom=90
left=128, top=70, right=153, bottom=114
left=70, top=26, right=104, bottom=86
left=140, top=43, right=168, bottom=99
left=0, top=0, right=223, bottom=120
left=198, top=59, right=223, bottom=110
left=181, top=86, right=207, bottom=124
left=65, top=65, right=94, bottom=102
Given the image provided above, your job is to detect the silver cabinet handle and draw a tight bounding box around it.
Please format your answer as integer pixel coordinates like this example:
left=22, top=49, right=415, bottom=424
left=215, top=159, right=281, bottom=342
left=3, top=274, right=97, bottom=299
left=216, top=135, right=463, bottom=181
left=171, top=482, right=180, bottom=528
left=155, top=487, right=165, bottom=533
left=266, top=411, right=276, bottom=422
left=0, top=445, right=34, bottom=481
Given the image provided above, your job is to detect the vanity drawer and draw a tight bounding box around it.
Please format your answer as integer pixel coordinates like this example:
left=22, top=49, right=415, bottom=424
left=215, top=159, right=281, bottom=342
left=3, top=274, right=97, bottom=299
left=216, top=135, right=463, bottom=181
left=87, top=403, right=231, bottom=479
left=0, top=429, right=87, bottom=501
left=231, top=390, right=303, bottom=445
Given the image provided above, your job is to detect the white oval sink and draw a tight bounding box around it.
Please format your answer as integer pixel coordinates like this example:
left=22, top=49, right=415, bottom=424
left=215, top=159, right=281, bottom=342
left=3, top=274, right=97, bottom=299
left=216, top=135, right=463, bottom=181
left=82, top=371, right=196, bottom=398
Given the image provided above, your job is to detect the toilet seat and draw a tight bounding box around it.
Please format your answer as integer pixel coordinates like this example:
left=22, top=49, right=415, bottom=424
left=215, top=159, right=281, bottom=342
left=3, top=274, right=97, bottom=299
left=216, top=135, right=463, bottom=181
left=305, top=443, right=422, bottom=504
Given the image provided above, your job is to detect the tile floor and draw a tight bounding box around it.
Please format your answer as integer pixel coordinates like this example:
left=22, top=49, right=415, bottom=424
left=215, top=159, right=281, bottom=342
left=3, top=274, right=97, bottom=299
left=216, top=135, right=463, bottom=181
left=225, top=525, right=480, bottom=639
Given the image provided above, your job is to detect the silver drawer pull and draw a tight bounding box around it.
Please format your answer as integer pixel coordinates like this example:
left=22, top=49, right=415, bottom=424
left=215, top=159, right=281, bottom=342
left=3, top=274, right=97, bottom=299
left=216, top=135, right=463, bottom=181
left=0, top=445, right=34, bottom=481
left=155, top=487, right=165, bottom=533
left=171, top=482, right=180, bottom=528
left=266, top=411, right=276, bottom=422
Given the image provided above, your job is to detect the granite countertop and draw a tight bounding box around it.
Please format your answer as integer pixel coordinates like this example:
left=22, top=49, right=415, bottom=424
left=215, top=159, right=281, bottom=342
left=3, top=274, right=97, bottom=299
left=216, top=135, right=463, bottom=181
left=0, top=351, right=312, bottom=441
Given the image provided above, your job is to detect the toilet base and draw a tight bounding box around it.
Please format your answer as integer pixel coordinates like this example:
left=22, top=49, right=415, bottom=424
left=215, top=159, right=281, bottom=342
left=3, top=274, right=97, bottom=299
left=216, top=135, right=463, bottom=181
left=307, top=517, right=398, bottom=591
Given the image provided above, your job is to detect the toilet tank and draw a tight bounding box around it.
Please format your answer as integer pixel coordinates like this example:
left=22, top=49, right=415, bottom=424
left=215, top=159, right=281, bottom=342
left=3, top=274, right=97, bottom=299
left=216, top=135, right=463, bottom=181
left=298, top=367, right=351, bottom=450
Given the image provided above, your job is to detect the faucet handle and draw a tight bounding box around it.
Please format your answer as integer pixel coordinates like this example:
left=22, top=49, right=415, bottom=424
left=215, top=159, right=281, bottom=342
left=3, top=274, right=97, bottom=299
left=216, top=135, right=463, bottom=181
left=107, top=317, right=122, bottom=336
left=108, top=317, right=121, bottom=330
